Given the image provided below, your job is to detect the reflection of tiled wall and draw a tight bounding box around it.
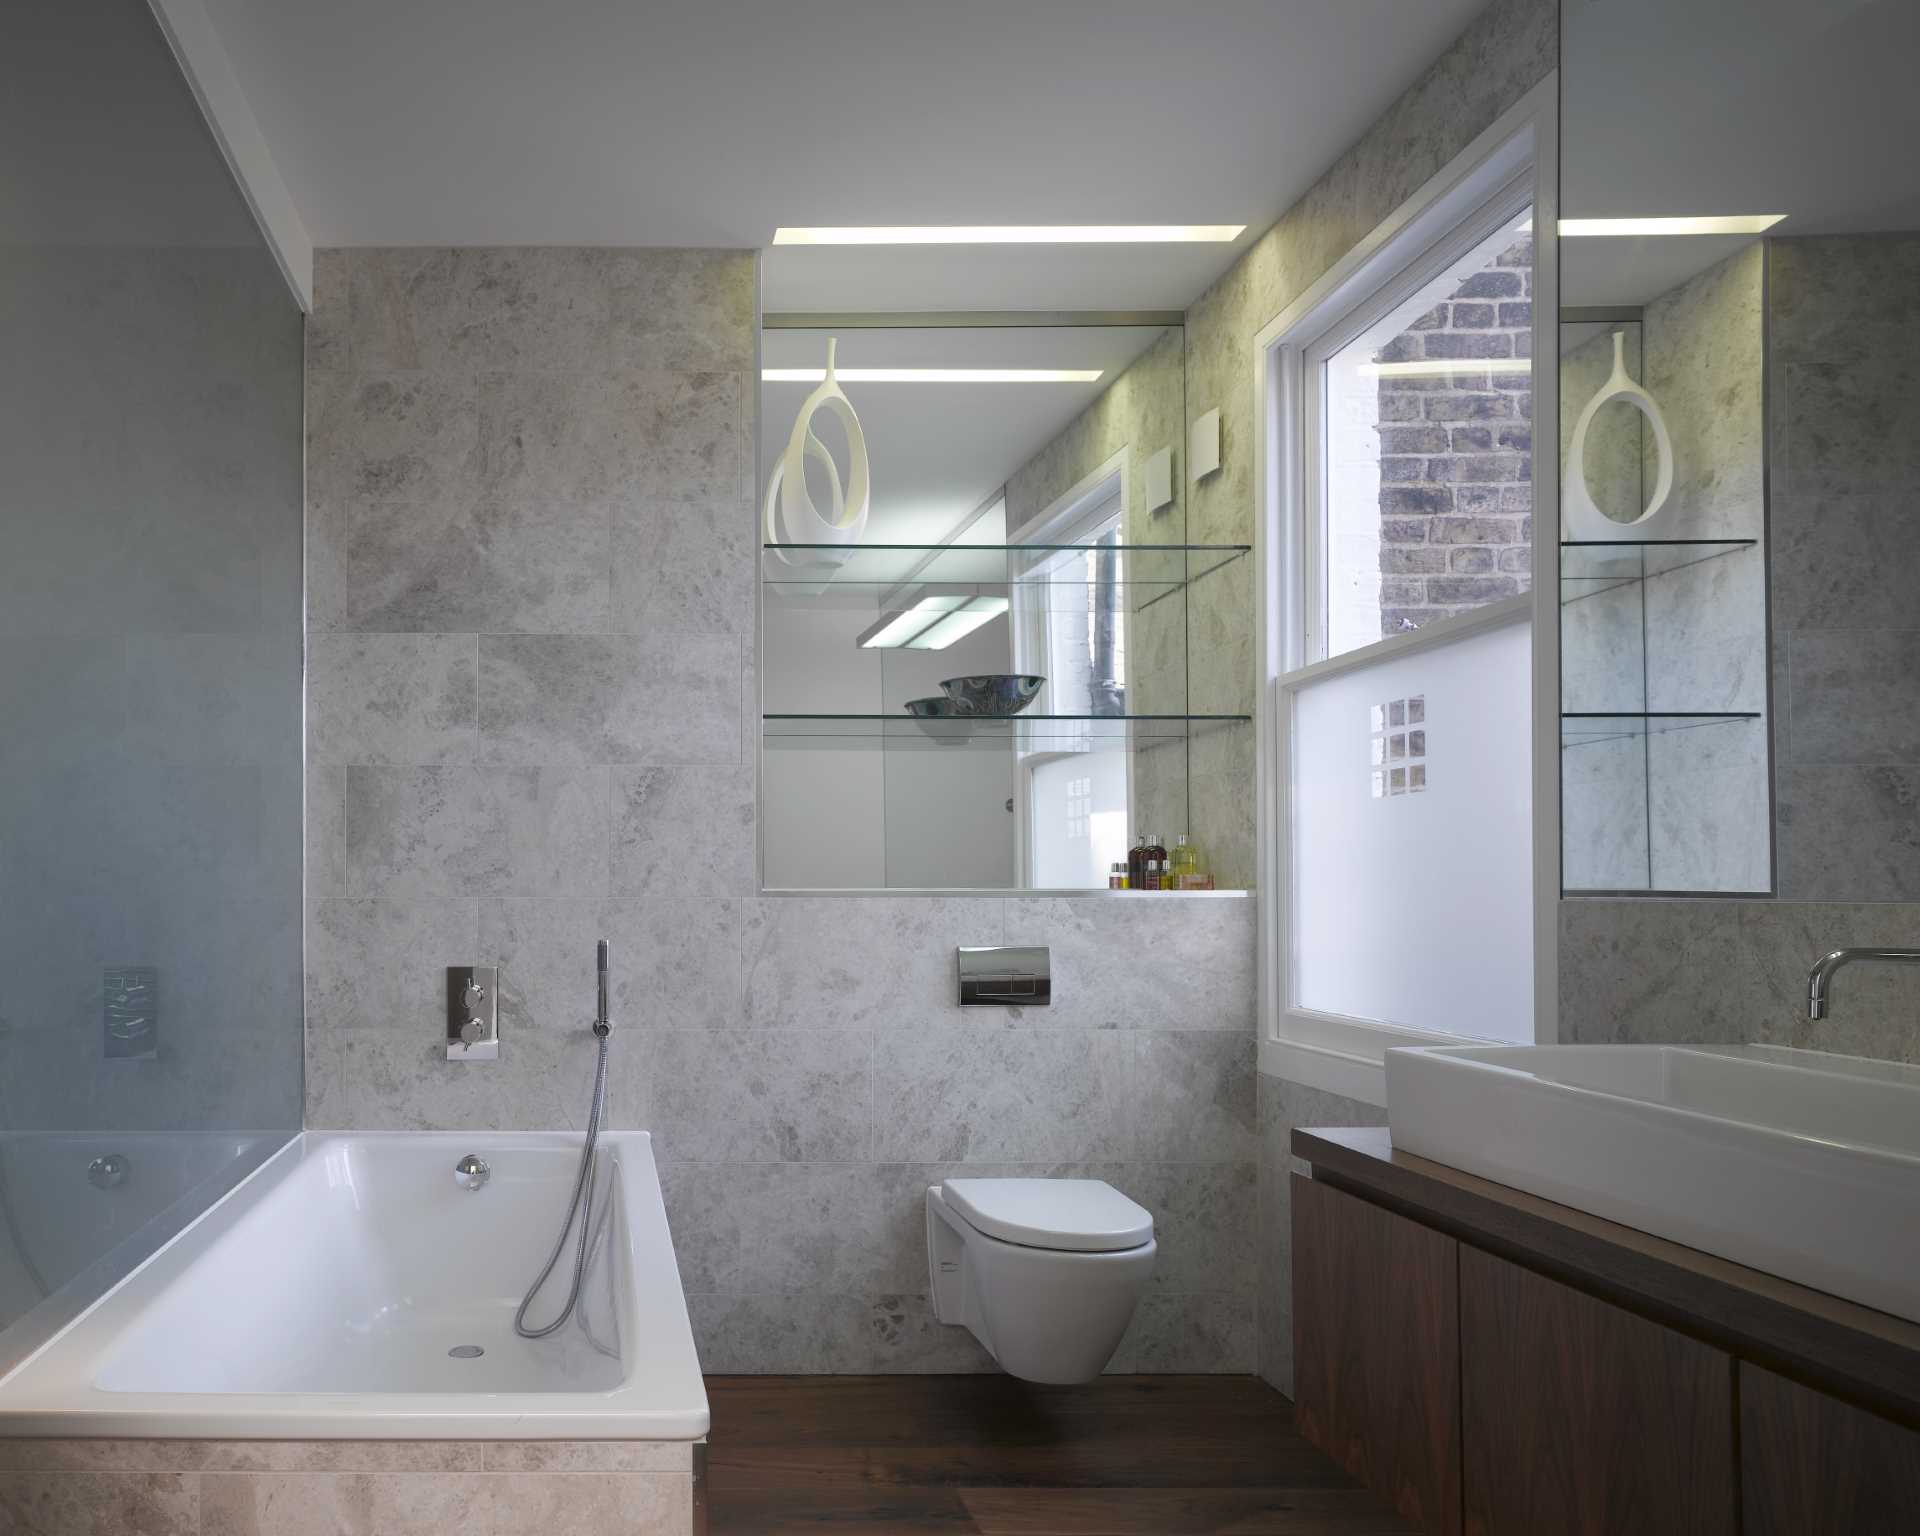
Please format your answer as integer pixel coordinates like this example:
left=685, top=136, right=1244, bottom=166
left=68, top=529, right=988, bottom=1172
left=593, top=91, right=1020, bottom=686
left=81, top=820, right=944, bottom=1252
left=1563, top=235, right=1920, bottom=1058
left=303, top=248, right=1260, bottom=1372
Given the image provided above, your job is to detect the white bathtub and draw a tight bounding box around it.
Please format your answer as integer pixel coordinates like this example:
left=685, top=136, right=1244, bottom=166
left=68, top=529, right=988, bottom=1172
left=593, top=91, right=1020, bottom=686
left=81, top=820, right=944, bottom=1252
left=0, top=1132, right=708, bottom=1441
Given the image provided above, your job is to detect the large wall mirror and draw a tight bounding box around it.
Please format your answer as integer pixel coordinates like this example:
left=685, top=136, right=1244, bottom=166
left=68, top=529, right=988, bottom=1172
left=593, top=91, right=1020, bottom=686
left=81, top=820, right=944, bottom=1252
left=758, top=321, right=1252, bottom=891
left=1559, top=0, right=1920, bottom=897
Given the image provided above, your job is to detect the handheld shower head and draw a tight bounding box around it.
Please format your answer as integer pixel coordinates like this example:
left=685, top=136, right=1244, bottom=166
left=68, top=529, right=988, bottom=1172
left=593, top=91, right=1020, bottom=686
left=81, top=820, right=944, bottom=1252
left=516, top=935, right=617, bottom=1342
left=594, top=938, right=611, bottom=1036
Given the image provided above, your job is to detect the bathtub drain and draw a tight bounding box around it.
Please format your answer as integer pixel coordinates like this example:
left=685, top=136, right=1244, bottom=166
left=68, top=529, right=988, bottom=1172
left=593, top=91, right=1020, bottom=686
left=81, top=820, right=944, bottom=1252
left=448, top=1345, right=484, bottom=1359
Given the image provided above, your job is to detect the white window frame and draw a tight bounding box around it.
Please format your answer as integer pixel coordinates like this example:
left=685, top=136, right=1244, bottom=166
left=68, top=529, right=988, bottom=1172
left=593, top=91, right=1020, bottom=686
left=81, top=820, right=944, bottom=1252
left=1252, top=77, right=1561, bottom=1106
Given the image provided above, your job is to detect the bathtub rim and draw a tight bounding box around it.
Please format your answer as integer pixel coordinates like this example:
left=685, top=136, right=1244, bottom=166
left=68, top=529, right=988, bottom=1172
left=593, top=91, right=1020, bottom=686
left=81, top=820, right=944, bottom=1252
left=0, top=1130, right=711, bottom=1441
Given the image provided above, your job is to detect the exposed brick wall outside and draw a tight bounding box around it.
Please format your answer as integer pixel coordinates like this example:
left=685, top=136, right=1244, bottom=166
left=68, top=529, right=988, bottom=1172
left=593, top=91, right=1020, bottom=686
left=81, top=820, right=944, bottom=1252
left=1376, top=238, right=1533, bottom=633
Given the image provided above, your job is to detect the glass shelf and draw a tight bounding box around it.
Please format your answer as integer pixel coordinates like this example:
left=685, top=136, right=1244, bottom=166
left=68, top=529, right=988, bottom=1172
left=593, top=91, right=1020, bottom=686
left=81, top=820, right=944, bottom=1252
left=765, top=712, right=1250, bottom=748
left=763, top=542, right=1251, bottom=591
left=1561, top=711, right=1762, bottom=746
left=1560, top=538, right=1757, bottom=589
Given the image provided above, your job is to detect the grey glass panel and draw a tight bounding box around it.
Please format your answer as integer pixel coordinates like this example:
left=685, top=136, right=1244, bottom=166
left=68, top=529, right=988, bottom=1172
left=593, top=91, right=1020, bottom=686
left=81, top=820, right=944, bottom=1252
left=0, top=0, right=303, bottom=1362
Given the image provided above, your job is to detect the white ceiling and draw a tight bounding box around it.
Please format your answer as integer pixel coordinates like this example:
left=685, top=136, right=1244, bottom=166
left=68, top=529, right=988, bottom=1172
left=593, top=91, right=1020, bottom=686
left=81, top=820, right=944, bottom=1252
left=198, top=0, right=1486, bottom=312
left=1562, top=0, right=1920, bottom=306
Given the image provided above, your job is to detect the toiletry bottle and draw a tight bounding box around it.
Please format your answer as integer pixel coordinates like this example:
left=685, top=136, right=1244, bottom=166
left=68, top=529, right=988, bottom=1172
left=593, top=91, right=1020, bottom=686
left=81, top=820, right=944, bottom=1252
left=1169, top=835, right=1200, bottom=892
left=1146, top=833, right=1168, bottom=890
left=1127, top=833, right=1148, bottom=890
left=1109, top=862, right=1129, bottom=890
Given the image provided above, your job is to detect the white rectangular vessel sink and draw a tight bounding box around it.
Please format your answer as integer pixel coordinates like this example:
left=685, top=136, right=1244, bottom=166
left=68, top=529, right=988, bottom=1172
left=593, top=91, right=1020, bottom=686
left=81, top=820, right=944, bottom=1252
left=1384, top=1044, right=1920, bottom=1324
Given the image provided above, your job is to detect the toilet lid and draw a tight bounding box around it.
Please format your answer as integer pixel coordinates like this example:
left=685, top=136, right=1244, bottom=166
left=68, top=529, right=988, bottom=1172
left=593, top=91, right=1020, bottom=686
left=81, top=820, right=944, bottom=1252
left=941, top=1178, right=1153, bottom=1253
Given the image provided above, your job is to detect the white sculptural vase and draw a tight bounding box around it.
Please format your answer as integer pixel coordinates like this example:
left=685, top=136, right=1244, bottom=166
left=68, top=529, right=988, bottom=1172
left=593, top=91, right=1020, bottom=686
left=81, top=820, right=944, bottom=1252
left=1562, top=329, right=1674, bottom=542
left=764, top=337, right=870, bottom=569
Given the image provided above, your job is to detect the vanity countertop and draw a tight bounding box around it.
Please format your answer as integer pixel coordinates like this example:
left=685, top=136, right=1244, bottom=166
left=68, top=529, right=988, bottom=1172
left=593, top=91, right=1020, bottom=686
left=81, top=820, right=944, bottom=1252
left=1294, top=1125, right=1920, bottom=1427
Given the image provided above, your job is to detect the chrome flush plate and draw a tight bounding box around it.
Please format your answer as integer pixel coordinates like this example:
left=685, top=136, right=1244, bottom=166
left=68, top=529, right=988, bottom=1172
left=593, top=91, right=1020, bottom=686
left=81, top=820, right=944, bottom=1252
left=957, top=946, right=1051, bottom=1006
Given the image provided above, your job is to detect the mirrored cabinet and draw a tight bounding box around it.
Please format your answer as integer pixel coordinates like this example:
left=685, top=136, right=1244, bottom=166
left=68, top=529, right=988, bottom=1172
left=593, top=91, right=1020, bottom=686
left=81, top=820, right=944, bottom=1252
left=758, top=321, right=1254, bottom=892
left=1558, top=64, right=1775, bottom=895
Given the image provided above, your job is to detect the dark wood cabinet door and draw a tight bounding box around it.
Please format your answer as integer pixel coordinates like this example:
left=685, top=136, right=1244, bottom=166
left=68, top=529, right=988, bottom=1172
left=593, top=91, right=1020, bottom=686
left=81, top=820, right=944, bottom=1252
left=1459, top=1246, right=1734, bottom=1536
left=1292, top=1173, right=1461, bottom=1535
left=1742, top=1364, right=1920, bottom=1534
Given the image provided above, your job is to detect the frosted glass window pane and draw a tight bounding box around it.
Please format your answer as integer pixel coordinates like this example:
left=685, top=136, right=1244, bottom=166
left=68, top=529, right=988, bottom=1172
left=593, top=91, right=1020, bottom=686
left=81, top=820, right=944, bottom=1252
left=1292, top=616, right=1532, bottom=1042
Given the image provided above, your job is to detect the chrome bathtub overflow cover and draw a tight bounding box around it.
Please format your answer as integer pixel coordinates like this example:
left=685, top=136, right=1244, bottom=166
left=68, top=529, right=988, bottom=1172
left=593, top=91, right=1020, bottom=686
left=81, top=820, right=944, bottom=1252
left=448, top=1344, right=484, bottom=1359
left=88, top=1153, right=129, bottom=1189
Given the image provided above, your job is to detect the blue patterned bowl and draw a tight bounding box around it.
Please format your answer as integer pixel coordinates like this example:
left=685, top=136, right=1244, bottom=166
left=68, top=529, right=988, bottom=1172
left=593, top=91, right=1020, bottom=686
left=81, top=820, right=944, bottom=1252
left=938, top=674, right=1046, bottom=716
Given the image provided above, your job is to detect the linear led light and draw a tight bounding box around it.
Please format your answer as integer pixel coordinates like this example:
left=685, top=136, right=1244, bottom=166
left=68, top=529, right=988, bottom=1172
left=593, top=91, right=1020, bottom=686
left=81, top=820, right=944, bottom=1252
left=1558, top=215, right=1786, bottom=237
left=763, top=367, right=1103, bottom=384
left=857, top=594, right=968, bottom=649
left=1356, top=358, right=1534, bottom=377
left=772, top=225, right=1245, bottom=245
left=904, top=595, right=1010, bottom=650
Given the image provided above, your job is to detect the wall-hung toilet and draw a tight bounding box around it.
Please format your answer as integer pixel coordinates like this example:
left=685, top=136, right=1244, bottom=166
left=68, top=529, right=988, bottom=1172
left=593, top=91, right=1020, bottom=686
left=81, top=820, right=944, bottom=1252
left=926, top=1177, right=1155, bottom=1383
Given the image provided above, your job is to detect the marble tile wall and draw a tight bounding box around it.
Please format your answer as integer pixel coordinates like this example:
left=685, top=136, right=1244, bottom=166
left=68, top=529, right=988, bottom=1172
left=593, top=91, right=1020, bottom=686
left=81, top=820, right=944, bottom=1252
left=1560, top=897, right=1920, bottom=1065
left=0, top=1439, right=693, bottom=1536
left=304, top=246, right=1261, bottom=1371
left=1770, top=235, right=1920, bottom=901
left=1564, top=234, right=1920, bottom=1059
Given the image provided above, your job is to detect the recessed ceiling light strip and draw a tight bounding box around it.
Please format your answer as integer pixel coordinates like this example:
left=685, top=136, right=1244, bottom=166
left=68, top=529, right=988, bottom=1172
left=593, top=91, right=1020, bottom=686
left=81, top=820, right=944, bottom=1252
left=772, top=225, right=1245, bottom=246
left=1557, top=215, right=1786, bottom=237
left=904, top=596, right=1010, bottom=650
left=857, top=594, right=970, bottom=649
left=762, top=368, right=1103, bottom=383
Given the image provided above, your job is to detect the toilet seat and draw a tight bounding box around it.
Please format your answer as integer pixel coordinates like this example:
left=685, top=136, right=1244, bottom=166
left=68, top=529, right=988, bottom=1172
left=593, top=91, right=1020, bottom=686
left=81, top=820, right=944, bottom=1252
left=941, top=1178, right=1153, bottom=1253
left=927, top=1178, right=1157, bottom=1384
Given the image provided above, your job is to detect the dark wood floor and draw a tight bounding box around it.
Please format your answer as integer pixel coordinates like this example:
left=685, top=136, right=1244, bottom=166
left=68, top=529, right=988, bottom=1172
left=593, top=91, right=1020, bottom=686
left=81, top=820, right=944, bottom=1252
left=705, top=1374, right=1412, bottom=1535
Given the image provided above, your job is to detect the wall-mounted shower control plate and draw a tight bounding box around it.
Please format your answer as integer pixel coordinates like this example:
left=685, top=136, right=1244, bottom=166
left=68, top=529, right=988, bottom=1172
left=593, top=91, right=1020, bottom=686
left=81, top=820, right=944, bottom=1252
left=957, top=946, right=1051, bottom=1006
left=103, top=967, right=158, bottom=1059
left=447, top=966, right=499, bottom=1060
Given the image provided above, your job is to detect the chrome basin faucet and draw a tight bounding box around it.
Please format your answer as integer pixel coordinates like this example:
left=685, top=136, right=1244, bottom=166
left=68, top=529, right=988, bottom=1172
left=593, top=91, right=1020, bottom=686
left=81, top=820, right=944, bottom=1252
left=1807, top=948, right=1920, bottom=1020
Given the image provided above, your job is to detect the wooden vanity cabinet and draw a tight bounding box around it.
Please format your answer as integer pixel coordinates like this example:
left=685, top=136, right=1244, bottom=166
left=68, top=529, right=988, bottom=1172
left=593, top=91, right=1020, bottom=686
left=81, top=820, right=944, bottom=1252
left=1292, top=1174, right=1461, bottom=1535
left=1290, top=1129, right=1920, bottom=1536
left=1740, top=1366, right=1920, bottom=1535
left=1459, top=1247, right=1734, bottom=1536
